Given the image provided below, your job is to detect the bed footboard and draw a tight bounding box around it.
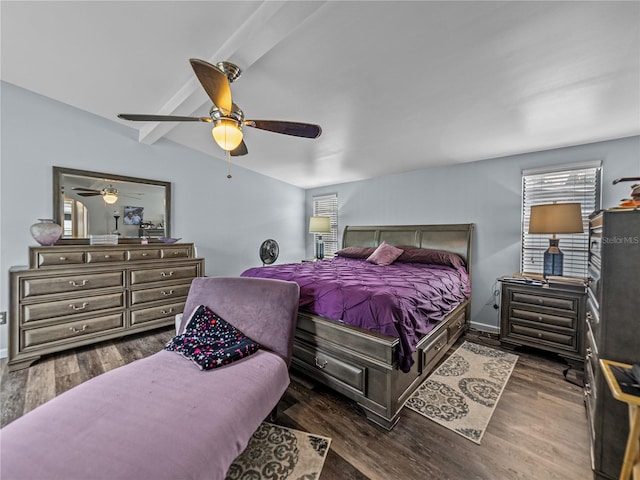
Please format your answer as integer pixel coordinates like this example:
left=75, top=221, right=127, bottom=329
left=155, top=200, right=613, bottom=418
left=291, top=300, right=469, bottom=430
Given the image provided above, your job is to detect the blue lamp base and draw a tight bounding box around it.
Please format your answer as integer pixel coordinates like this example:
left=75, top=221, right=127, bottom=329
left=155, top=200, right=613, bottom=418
left=543, top=238, right=563, bottom=277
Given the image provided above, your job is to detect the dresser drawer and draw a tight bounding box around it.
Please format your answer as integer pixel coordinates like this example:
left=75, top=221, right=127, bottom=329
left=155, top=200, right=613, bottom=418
left=22, top=313, right=125, bottom=348
left=22, top=293, right=125, bottom=323
left=293, top=342, right=366, bottom=394
left=35, top=251, right=85, bottom=267
left=130, top=283, right=192, bottom=306
left=509, top=323, right=577, bottom=349
left=127, top=248, right=162, bottom=261
left=130, top=302, right=185, bottom=326
left=130, top=264, right=200, bottom=285
left=510, top=308, right=576, bottom=330
left=86, top=249, right=128, bottom=264
left=161, top=246, right=191, bottom=259
left=511, top=291, right=577, bottom=312
left=21, top=271, right=125, bottom=299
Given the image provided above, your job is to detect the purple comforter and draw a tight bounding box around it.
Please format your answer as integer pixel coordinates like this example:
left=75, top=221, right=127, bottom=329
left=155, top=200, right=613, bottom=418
left=242, top=257, right=470, bottom=372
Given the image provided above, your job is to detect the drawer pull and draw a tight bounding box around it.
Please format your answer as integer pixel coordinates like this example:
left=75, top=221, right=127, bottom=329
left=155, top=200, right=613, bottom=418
left=173, top=251, right=180, bottom=256
left=141, top=253, right=148, bottom=257
left=161, top=290, right=174, bottom=296
left=69, top=302, right=88, bottom=311
left=59, top=256, right=67, bottom=261
left=161, top=308, right=174, bottom=315
left=434, top=341, right=445, bottom=352
left=586, top=347, right=593, bottom=360
left=104, top=255, right=111, bottom=259
left=314, top=357, right=328, bottom=369
left=537, top=316, right=543, bottom=321
left=584, top=383, right=592, bottom=397
left=538, top=298, right=544, bottom=304
left=161, top=271, right=174, bottom=278
left=68, top=279, right=89, bottom=288
left=69, top=325, right=88, bottom=333
left=537, top=332, right=543, bottom=338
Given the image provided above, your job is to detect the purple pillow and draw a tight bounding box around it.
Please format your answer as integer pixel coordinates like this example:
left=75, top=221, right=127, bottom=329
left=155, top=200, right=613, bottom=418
left=335, top=246, right=376, bottom=259
left=366, top=242, right=404, bottom=266
left=164, top=305, right=260, bottom=370
left=396, top=246, right=465, bottom=269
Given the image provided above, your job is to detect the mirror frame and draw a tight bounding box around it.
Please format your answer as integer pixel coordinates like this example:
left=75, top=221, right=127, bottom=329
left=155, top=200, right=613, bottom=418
left=53, top=166, right=172, bottom=244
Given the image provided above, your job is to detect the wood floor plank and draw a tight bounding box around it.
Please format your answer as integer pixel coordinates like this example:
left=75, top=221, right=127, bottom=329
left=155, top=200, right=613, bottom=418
left=22, top=357, right=56, bottom=415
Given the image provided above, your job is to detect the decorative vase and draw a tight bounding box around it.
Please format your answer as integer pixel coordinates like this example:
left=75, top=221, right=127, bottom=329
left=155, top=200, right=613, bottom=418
left=30, top=219, right=63, bottom=246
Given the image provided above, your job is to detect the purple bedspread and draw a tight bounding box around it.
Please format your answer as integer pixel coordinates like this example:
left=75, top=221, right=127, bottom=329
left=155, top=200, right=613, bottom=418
left=242, top=257, right=470, bottom=372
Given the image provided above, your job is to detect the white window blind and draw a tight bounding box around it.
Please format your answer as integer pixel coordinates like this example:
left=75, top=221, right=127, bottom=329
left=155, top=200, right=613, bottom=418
left=521, top=163, right=601, bottom=278
left=313, top=194, right=339, bottom=257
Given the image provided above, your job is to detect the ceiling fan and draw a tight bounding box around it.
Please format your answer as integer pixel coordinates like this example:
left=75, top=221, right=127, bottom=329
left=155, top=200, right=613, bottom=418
left=118, top=59, right=322, bottom=156
left=71, top=185, right=142, bottom=205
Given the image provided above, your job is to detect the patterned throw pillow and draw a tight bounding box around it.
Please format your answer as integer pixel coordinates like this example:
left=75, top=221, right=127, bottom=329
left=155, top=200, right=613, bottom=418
left=164, top=305, right=260, bottom=370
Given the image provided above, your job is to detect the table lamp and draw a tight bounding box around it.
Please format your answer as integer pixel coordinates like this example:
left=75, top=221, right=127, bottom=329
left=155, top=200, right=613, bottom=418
left=528, top=202, right=584, bottom=277
left=309, top=216, right=331, bottom=259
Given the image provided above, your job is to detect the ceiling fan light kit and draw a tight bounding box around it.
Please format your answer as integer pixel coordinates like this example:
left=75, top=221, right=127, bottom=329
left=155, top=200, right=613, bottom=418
left=102, top=186, right=119, bottom=204
left=118, top=59, right=321, bottom=160
left=212, top=119, right=243, bottom=151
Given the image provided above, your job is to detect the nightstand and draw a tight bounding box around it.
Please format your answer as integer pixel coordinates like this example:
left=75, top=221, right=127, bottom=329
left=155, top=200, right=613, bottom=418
left=499, top=276, right=586, bottom=369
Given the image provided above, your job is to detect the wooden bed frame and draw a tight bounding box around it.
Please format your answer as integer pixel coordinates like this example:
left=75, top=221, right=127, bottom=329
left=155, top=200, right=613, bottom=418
left=290, top=223, right=474, bottom=430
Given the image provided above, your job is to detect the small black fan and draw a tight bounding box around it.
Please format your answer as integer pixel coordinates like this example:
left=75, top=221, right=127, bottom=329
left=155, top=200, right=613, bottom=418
left=259, top=239, right=279, bottom=266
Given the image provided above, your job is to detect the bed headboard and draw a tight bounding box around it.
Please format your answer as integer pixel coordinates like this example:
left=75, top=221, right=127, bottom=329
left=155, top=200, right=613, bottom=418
left=342, top=224, right=475, bottom=267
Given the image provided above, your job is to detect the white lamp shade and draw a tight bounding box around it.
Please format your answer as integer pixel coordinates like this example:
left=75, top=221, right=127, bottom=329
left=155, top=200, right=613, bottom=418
left=528, top=202, right=584, bottom=234
left=309, top=216, right=331, bottom=234
left=212, top=119, right=243, bottom=151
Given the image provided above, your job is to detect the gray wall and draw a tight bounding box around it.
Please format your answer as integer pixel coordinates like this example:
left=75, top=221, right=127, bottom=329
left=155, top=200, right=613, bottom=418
left=306, top=135, right=640, bottom=332
left=0, top=82, right=306, bottom=355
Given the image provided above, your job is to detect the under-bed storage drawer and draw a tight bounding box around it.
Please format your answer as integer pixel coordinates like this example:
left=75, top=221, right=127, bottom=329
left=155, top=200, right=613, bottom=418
left=419, top=328, right=448, bottom=372
left=293, top=342, right=366, bottom=394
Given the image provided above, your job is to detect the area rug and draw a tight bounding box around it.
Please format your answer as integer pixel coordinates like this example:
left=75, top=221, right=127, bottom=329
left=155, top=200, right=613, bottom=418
left=226, top=422, right=331, bottom=480
left=406, top=341, right=518, bottom=444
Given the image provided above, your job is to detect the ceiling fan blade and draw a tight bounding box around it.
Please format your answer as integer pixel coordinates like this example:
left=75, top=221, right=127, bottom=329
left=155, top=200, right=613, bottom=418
left=244, top=120, right=322, bottom=139
left=231, top=140, right=248, bottom=157
left=189, top=59, right=232, bottom=113
left=72, top=187, right=101, bottom=193
left=118, top=114, right=211, bottom=122
left=77, top=192, right=102, bottom=197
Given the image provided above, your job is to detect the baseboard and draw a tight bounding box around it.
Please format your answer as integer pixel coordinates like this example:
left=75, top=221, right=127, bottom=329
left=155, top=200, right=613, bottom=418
left=469, top=321, right=499, bottom=334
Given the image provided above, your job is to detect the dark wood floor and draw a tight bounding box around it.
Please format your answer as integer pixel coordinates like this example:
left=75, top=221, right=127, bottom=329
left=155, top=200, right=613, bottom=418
left=1, top=328, right=592, bottom=480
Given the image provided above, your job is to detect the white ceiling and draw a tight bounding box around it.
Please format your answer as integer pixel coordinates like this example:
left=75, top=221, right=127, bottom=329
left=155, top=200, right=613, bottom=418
left=2, top=1, right=639, bottom=188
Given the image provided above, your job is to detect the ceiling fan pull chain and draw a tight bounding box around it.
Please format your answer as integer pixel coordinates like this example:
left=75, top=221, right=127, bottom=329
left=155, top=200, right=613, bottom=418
left=227, top=150, right=233, bottom=179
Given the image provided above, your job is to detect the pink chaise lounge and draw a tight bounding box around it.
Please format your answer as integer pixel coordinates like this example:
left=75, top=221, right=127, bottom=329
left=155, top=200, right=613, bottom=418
left=0, top=276, right=300, bottom=480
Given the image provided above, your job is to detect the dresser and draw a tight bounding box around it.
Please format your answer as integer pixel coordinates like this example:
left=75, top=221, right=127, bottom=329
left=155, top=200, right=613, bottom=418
left=8, top=243, right=204, bottom=371
left=585, top=210, right=640, bottom=480
left=500, top=279, right=586, bottom=369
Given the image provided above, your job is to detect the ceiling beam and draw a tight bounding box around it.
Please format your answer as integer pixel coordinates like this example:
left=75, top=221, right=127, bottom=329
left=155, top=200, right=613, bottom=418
left=138, top=0, right=327, bottom=145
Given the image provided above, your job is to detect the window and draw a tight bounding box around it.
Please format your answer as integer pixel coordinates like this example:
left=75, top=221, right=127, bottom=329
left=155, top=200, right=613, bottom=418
left=521, top=162, right=601, bottom=278
left=313, top=194, right=339, bottom=257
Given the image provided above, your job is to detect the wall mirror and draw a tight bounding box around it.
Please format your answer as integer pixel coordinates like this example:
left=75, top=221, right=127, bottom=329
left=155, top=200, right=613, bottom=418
left=53, top=166, right=171, bottom=242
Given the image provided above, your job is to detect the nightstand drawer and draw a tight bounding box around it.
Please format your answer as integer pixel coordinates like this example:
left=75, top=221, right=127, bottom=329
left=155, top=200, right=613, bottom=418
left=509, top=324, right=576, bottom=348
left=511, top=291, right=577, bottom=312
left=510, top=308, right=576, bottom=330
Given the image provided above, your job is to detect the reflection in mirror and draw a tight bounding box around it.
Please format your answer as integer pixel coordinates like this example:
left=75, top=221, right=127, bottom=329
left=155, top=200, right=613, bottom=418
left=53, top=167, right=171, bottom=242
